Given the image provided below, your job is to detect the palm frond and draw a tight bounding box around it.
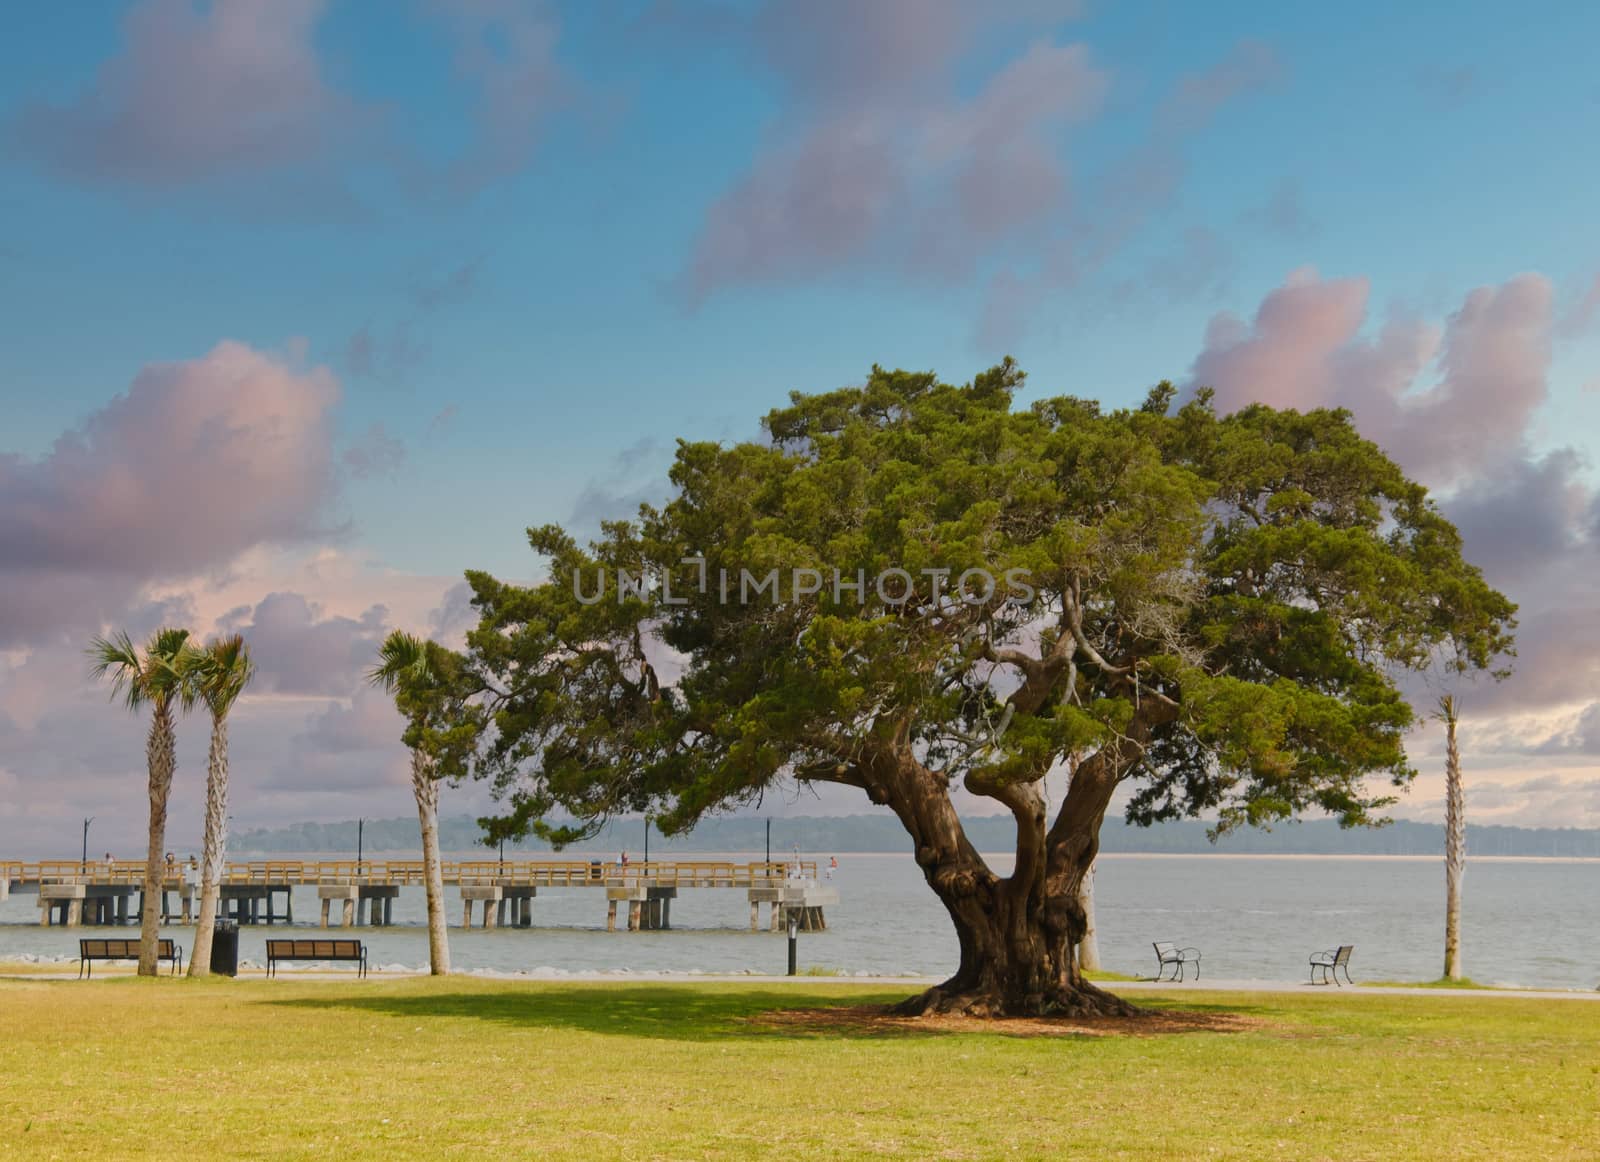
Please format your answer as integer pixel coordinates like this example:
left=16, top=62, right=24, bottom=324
left=368, top=630, right=432, bottom=693
left=87, top=630, right=145, bottom=711
left=189, top=633, right=255, bottom=716
left=141, top=627, right=195, bottom=710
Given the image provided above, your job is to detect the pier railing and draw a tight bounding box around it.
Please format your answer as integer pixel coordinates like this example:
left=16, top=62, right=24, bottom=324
left=1, top=858, right=812, bottom=889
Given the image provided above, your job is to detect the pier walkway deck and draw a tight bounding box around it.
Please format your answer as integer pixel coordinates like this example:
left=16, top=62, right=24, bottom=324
left=0, top=859, right=839, bottom=933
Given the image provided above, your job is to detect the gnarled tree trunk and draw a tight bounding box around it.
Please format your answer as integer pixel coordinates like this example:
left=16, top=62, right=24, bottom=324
left=189, top=714, right=230, bottom=976
left=414, top=753, right=451, bottom=975
left=1441, top=696, right=1464, bottom=981
left=876, top=748, right=1133, bottom=1018
left=902, top=867, right=1131, bottom=1017
left=139, top=701, right=176, bottom=977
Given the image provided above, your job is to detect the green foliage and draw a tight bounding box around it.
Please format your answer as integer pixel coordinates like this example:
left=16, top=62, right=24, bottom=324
left=184, top=633, right=255, bottom=719
left=368, top=630, right=488, bottom=778
left=461, top=364, right=1514, bottom=846
left=87, top=627, right=197, bottom=713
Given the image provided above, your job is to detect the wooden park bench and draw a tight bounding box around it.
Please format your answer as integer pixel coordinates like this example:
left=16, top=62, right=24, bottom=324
left=1152, top=941, right=1201, bottom=982
left=265, top=938, right=368, bottom=979
left=1309, top=944, right=1355, bottom=986
left=78, top=938, right=183, bottom=978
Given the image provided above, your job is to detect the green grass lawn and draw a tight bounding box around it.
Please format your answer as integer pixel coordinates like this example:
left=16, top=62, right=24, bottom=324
left=1, top=976, right=1596, bottom=1161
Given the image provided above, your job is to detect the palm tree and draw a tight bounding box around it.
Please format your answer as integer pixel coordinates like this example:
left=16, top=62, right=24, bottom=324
left=1076, top=859, right=1102, bottom=973
left=1440, top=694, right=1465, bottom=981
left=88, top=628, right=196, bottom=977
left=186, top=635, right=255, bottom=977
left=368, top=631, right=455, bottom=975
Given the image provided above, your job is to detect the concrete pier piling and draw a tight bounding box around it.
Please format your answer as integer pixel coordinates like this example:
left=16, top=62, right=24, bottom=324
left=641, top=886, right=676, bottom=930
left=605, top=885, right=648, bottom=931
left=359, top=885, right=399, bottom=926
left=220, top=884, right=295, bottom=924
left=747, top=887, right=783, bottom=931
left=158, top=885, right=194, bottom=925
left=39, top=883, right=86, bottom=927
left=460, top=884, right=502, bottom=928
left=318, top=884, right=360, bottom=928
left=499, top=886, right=536, bottom=928
left=782, top=884, right=839, bottom=931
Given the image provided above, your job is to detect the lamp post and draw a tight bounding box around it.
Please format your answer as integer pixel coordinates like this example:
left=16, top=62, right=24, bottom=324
left=786, top=908, right=799, bottom=976
left=765, top=818, right=771, bottom=865
left=81, top=817, right=93, bottom=874
left=357, top=818, right=364, bottom=866
left=643, top=816, right=650, bottom=865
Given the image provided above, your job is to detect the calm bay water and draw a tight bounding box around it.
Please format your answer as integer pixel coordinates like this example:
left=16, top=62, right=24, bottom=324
left=4, top=852, right=1597, bottom=989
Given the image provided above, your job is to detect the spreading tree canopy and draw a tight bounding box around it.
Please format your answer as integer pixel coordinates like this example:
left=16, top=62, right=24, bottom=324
left=460, top=363, right=1514, bottom=1016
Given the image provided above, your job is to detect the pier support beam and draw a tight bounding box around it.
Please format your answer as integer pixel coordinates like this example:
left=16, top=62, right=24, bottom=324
left=318, top=884, right=360, bottom=928
left=159, top=885, right=194, bottom=925
left=747, top=887, right=782, bottom=932
left=460, top=885, right=503, bottom=928
left=499, top=886, right=536, bottom=929
left=642, top=886, right=676, bottom=931
left=359, top=885, right=399, bottom=927
left=606, top=885, right=648, bottom=932
left=782, top=885, right=839, bottom=932
left=39, top=883, right=87, bottom=928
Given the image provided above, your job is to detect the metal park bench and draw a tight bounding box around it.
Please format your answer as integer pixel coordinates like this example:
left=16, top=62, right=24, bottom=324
left=78, top=938, right=183, bottom=978
left=1309, top=944, right=1355, bottom=986
left=265, top=938, right=368, bottom=979
left=1152, top=941, right=1201, bottom=982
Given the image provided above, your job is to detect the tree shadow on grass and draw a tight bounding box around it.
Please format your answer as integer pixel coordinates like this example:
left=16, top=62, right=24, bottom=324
left=265, top=984, right=1272, bottom=1043
left=267, top=985, right=933, bottom=1042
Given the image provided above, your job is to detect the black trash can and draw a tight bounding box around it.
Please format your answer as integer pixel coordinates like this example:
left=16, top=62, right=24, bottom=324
left=210, top=917, right=239, bottom=977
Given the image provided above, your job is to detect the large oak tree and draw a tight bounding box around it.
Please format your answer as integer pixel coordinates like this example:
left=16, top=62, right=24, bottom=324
left=460, top=364, right=1513, bottom=1016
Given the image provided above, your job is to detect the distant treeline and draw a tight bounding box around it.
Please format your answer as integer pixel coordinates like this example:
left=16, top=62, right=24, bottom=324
left=232, top=814, right=1600, bottom=858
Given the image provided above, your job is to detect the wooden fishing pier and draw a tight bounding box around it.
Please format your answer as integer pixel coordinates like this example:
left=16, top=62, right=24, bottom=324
left=0, top=858, right=839, bottom=933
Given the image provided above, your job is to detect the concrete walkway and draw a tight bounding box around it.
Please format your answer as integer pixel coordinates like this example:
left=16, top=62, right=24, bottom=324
left=1112, top=977, right=1600, bottom=1001
left=3, top=963, right=1596, bottom=998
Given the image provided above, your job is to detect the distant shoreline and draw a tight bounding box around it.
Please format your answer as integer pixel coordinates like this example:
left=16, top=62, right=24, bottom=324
left=224, top=814, right=1600, bottom=860
left=208, top=848, right=1600, bottom=866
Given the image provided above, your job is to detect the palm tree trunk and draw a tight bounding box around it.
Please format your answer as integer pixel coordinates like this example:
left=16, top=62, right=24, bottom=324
left=189, top=713, right=230, bottom=976
left=413, top=752, right=451, bottom=975
left=1442, top=696, right=1464, bottom=981
left=139, top=701, right=176, bottom=977
left=1076, top=858, right=1102, bottom=973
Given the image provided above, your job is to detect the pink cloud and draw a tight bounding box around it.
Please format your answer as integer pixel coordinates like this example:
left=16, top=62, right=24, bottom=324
left=681, top=3, right=1108, bottom=300
left=8, top=0, right=571, bottom=206
left=973, top=40, right=1283, bottom=348
left=0, top=544, right=474, bottom=850
left=217, top=592, right=389, bottom=696
left=0, top=341, right=339, bottom=645
left=1187, top=269, right=1600, bottom=749
left=1191, top=269, right=1554, bottom=488
left=10, top=0, right=351, bottom=188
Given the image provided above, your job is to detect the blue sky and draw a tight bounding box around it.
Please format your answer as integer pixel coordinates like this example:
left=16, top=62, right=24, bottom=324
left=1, top=1, right=1598, bottom=849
